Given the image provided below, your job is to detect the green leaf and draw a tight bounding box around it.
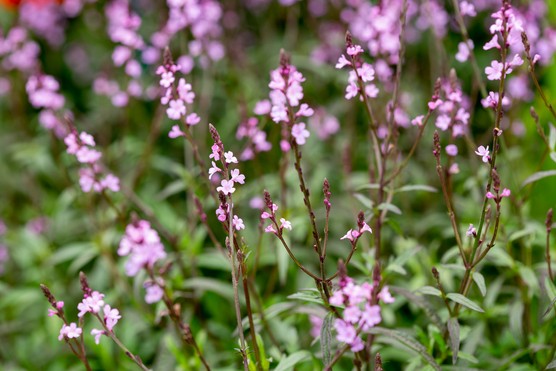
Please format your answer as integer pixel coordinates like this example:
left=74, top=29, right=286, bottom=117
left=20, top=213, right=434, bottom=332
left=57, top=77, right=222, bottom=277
left=521, top=170, right=556, bottom=187
left=355, top=183, right=380, bottom=191
left=395, top=184, right=438, bottom=193
left=472, top=272, right=487, bottom=297
left=287, top=289, right=325, bottom=305
left=447, top=318, right=460, bottom=364
left=418, top=286, right=442, bottom=297
left=377, top=202, right=402, bottom=215
left=274, top=351, right=311, bottom=371
left=156, top=179, right=186, bottom=200
left=368, top=327, right=441, bottom=371
left=446, top=293, right=484, bottom=313
left=354, top=193, right=373, bottom=209
left=457, top=351, right=479, bottom=364
left=320, top=313, right=334, bottom=366
left=517, top=265, right=538, bottom=293
left=183, top=278, right=240, bottom=303
left=549, top=123, right=556, bottom=150
left=277, top=235, right=290, bottom=286
left=546, top=359, right=556, bottom=369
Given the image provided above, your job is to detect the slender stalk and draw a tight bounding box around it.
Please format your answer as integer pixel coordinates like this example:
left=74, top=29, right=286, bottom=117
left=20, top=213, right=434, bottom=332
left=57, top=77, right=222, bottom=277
left=546, top=209, right=554, bottom=281
left=227, top=205, right=249, bottom=371
left=93, top=313, right=151, bottom=371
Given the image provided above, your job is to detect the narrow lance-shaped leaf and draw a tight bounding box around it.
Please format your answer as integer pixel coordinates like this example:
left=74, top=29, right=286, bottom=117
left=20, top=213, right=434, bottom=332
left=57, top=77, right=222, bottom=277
left=446, top=293, right=484, bottom=313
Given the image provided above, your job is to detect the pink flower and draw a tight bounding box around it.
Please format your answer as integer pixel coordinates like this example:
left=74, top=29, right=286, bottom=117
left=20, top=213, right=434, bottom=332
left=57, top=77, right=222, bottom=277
left=500, top=188, right=511, bottom=197
left=335, top=54, right=351, bottom=69
left=208, top=162, right=221, bottom=180
left=77, top=291, right=105, bottom=317
left=378, top=287, right=395, bottom=304
left=254, top=100, right=271, bottom=115
left=459, top=1, right=476, bottom=17
left=233, top=215, right=245, bottom=231
left=296, top=103, right=314, bottom=117
left=475, top=145, right=490, bottom=163
left=292, top=123, right=310, bottom=145
left=145, top=284, right=164, bottom=304
left=486, top=191, right=495, bottom=199
left=103, top=305, right=121, bottom=331
left=166, top=99, right=186, bottom=120
left=230, top=169, right=245, bottom=184
left=483, top=35, right=500, bottom=51
left=169, top=125, right=185, bottom=138
left=159, top=71, right=175, bottom=88
left=345, top=82, right=359, bottom=100
left=358, top=63, right=375, bottom=83
left=185, top=113, right=200, bottom=126
left=411, top=115, right=424, bottom=126
left=59, top=323, right=82, bottom=341
left=359, top=304, right=381, bottom=331
left=91, top=329, right=104, bottom=345
left=485, top=61, right=504, bottom=80
left=264, top=225, right=277, bottom=234
left=224, top=151, right=238, bottom=164
left=217, top=179, right=235, bottom=195
left=209, top=144, right=221, bottom=161
left=177, top=78, right=195, bottom=104
left=466, top=224, right=476, bottom=236
left=280, top=218, right=292, bottom=230
left=456, top=40, right=473, bottom=62
left=346, top=44, right=364, bottom=56
left=445, top=144, right=458, bottom=157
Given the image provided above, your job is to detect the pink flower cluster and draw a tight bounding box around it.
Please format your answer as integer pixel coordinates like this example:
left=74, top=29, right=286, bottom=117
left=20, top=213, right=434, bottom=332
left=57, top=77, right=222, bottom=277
left=267, top=57, right=313, bottom=148
left=483, top=4, right=524, bottom=82
left=209, top=126, right=247, bottom=230
left=260, top=196, right=292, bottom=235
left=157, top=59, right=201, bottom=136
left=236, top=116, right=272, bottom=161
left=330, top=275, right=394, bottom=352
left=159, top=0, right=224, bottom=67
left=340, top=212, right=372, bottom=246
left=26, top=74, right=68, bottom=137
left=118, top=220, right=167, bottom=278
left=64, top=131, right=120, bottom=193
left=336, top=43, right=379, bottom=101
left=0, top=27, right=40, bottom=74
left=427, top=76, right=471, bottom=139
left=57, top=289, right=122, bottom=345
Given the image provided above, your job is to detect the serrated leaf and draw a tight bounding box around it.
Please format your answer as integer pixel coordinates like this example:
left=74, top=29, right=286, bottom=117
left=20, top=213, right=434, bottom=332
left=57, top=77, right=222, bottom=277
left=472, top=272, right=487, bottom=297
left=446, top=293, right=484, bottom=313
left=418, top=286, right=442, bottom=297
left=447, top=318, right=460, bottom=364
left=521, top=170, right=556, bottom=187
left=377, top=202, right=402, bottom=215
left=354, top=193, right=373, bottom=209
left=395, top=184, right=438, bottom=193
left=320, top=313, right=334, bottom=366
left=274, top=350, right=310, bottom=371
left=368, top=327, right=441, bottom=371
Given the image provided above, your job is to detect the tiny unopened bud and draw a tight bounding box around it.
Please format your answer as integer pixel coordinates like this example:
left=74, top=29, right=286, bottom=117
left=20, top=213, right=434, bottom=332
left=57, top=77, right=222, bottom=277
left=432, top=267, right=440, bottom=280
left=357, top=211, right=365, bottom=230
left=40, top=284, right=57, bottom=307
left=491, top=169, right=500, bottom=193
left=279, top=49, right=290, bottom=68
left=547, top=209, right=553, bottom=232
left=375, top=352, right=383, bottom=371
left=433, top=131, right=441, bottom=158
left=521, top=32, right=531, bottom=55
left=337, top=259, right=347, bottom=286
left=194, top=197, right=207, bottom=222
left=79, top=271, right=92, bottom=297
left=163, top=46, right=173, bottom=66
left=345, top=31, right=353, bottom=47
left=263, top=190, right=273, bottom=209
left=530, top=107, right=539, bottom=122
